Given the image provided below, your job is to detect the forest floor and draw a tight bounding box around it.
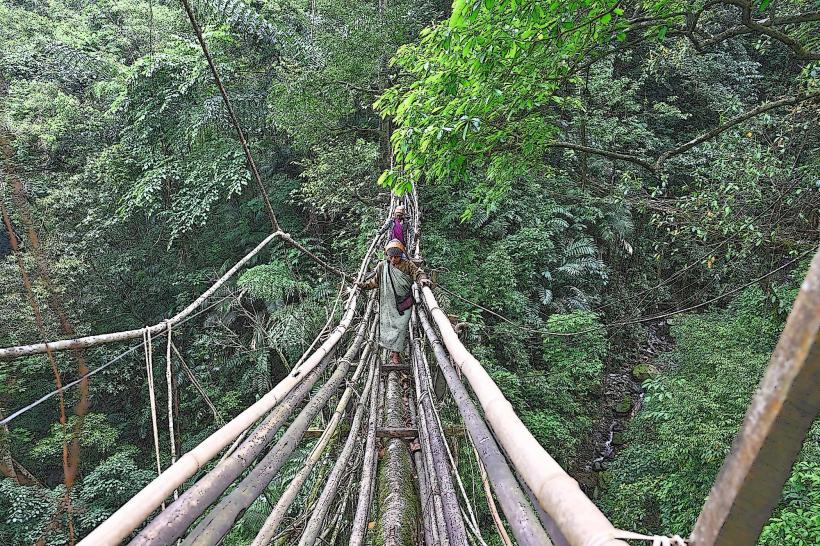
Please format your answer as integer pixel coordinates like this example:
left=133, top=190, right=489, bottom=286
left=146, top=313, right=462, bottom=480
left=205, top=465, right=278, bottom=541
left=578, top=320, right=674, bottom=496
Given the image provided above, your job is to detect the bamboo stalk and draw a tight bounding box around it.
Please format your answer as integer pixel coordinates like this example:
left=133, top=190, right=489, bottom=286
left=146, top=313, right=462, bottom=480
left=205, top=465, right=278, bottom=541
left=407, top=390, right=440, bottom=546
left=410, top=335, right=469, bottom=546
left=180, top=317, right=374, bottom=546
left=129, top=309, right=369, bottom=545
left=79, top=292, right=366, bottom=546
left=0, top=231, right=284, bottom=360
left=419, top=286, right=627, bottom=546
left=349, top=359, right=381, bottom=546
left=410, top=358, right=450, bottom=546
left=297, top=354, right=377, bottom=546
left=251, top=323, right=378, bottom=546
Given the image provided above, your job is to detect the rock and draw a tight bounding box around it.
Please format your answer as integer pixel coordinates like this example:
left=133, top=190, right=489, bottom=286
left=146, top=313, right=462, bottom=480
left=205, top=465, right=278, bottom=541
left=614, top=398, right=633, bottom=414
left=592, top=460, right=604, bottom=472
left=631, top=363, right=656, bottom=383
left=612, top=431, right=626, bottom=446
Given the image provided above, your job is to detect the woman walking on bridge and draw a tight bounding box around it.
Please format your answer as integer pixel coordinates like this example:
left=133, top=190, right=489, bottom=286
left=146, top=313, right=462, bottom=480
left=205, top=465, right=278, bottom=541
left=378, top=205, right=411, bottom=248
left=358, top=239, right=429, bottom=364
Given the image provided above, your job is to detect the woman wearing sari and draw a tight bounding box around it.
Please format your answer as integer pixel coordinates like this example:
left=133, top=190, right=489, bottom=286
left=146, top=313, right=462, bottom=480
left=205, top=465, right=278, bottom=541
left=357, top=239, right=429, bottom=364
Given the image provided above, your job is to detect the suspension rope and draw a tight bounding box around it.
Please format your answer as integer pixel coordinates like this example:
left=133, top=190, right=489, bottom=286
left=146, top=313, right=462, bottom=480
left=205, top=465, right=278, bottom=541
left=176, top=0, right=278, bottom=231
left=164, top=320, right=179, bottom=501
left=142, top=328, right=165, bottom=510
left=0, top=291, right=237, bottom=426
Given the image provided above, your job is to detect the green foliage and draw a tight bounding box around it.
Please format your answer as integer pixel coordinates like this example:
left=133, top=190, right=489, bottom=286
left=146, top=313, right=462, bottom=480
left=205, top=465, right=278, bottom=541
left=238, top=260, right=311, bottom=303
left=759, top=461, right=820, bottom=546
left=75, top=447, right=155, bottom=531
left=0, top=479, right=59, bottom=545
left=599, top=285, right=815, bottom=539
left=31, top=414, right=120, bottom=467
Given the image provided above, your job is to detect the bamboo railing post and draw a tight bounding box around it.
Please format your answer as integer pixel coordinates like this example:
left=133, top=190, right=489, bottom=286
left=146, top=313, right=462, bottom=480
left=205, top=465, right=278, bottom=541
left=690, top=249, right=820, bottom=545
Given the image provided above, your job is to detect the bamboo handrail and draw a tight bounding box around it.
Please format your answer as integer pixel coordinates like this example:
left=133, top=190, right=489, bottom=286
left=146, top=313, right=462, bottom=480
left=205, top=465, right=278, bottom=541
left=419, top=285, right=628, bottom=546
left=0, top=231, right=283, bottom=360
left=415, top=302, right=556, bottom=546
left=78, top=233, right=381, bottom=546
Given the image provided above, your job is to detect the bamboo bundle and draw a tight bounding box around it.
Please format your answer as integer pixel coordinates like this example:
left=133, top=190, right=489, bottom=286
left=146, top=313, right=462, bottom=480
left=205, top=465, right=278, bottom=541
left=419, top=285, right=628, bottom=546
left=416, top=303, right=555, bottom=546
left=297, top=353, right=377, bottom=546
left=181, top=323, right=373, bottom=545
left=251, top=321, right=378, bottom=546
left=410, top=333, right=468, bottom=546
left=131, top=299, right=374, bottom=545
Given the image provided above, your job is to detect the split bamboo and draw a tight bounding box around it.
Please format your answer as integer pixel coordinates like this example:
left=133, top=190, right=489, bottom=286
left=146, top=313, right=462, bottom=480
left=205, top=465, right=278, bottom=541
left=419, top=285, right=628, bottom=546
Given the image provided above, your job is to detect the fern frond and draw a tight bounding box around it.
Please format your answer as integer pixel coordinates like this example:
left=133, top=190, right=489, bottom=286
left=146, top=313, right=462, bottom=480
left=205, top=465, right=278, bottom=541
left=562, top=237, right=597, bottom=259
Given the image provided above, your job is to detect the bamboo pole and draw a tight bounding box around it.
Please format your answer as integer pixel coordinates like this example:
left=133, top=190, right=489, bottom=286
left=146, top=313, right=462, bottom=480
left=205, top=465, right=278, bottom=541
left=411, top=360, right=451, bottom=546
left=297, top=353, right=377, bottom=546
left=0, top=231, right=283, bottom=360
left=79, top=291, right=363, bottom=546
left=419, top=286, right=628, bottom=546
left=344, top=357, right=380, bottom=546
left=410, top=334, right=468, bottom=546
left=416, top=305, right=554, bottom=546
left=250, top=321, right=378, bottom=546
left=129, top=321, right=343, bottom=545
left=407, top=393, right=440, bottom=546
left=181, top=329, right=372, bottom=546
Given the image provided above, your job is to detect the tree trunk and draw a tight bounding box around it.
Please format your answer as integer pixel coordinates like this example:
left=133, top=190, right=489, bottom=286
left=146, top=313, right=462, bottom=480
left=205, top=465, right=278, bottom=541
left=377, top=369, right=418, bottom=546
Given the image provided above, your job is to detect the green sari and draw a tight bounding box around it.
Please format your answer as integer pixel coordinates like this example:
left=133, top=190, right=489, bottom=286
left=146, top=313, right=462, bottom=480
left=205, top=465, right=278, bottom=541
left=378, top=261, right=413, bottom=352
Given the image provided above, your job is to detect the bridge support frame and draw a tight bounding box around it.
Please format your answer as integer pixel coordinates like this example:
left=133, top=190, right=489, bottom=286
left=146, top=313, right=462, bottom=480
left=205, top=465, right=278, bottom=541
left=690, top=249, right=820, bottom=545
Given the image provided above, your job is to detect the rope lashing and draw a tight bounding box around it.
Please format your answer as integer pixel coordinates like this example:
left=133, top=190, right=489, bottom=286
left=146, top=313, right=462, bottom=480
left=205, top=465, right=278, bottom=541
left=164, top=320, right=179, bottom=501
left=586, top=531, right=687, bottom=546
left=142, top=327, right=165, bottom=510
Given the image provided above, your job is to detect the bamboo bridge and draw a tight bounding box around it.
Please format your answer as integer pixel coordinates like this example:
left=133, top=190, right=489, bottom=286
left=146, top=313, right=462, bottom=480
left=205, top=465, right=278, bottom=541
left=1, top=189, right=818, bottom=546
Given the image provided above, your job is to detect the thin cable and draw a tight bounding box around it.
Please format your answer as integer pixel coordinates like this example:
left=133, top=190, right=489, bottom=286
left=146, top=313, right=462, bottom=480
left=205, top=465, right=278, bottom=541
left=435, top=248, right=814, bottom=337
left=143, top=328, right=165, bottom=511
left=0, top=292, right=236, bottom=426
left=164, top=321, right=179, bottom=501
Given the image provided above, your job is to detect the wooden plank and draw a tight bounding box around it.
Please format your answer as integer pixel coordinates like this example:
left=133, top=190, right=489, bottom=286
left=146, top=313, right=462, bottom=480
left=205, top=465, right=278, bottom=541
left=381, top=364, right=411, bottom=373
left=377, top=427, right=418, bottom=439
left=690, top=249, right=820, bottom=545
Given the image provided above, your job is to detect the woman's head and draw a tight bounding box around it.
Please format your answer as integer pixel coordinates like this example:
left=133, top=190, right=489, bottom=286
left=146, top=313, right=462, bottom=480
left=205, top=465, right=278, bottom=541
left=385, top=239, right=405, bottom=264
left=394, top=205, right=405, bottom=219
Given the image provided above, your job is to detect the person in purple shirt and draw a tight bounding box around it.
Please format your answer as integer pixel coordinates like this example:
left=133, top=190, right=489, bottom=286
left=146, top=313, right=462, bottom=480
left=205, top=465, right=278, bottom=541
left=378, top=205, right=410, bottom=248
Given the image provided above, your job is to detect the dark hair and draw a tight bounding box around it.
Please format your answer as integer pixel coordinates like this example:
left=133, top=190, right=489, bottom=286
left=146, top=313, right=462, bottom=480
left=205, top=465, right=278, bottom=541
left=386, top=248, right=402, bottom=257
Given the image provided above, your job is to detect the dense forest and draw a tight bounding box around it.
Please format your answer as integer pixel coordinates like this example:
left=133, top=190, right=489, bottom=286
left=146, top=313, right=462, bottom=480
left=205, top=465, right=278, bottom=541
left=0, top=0, right=817, bottom=544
